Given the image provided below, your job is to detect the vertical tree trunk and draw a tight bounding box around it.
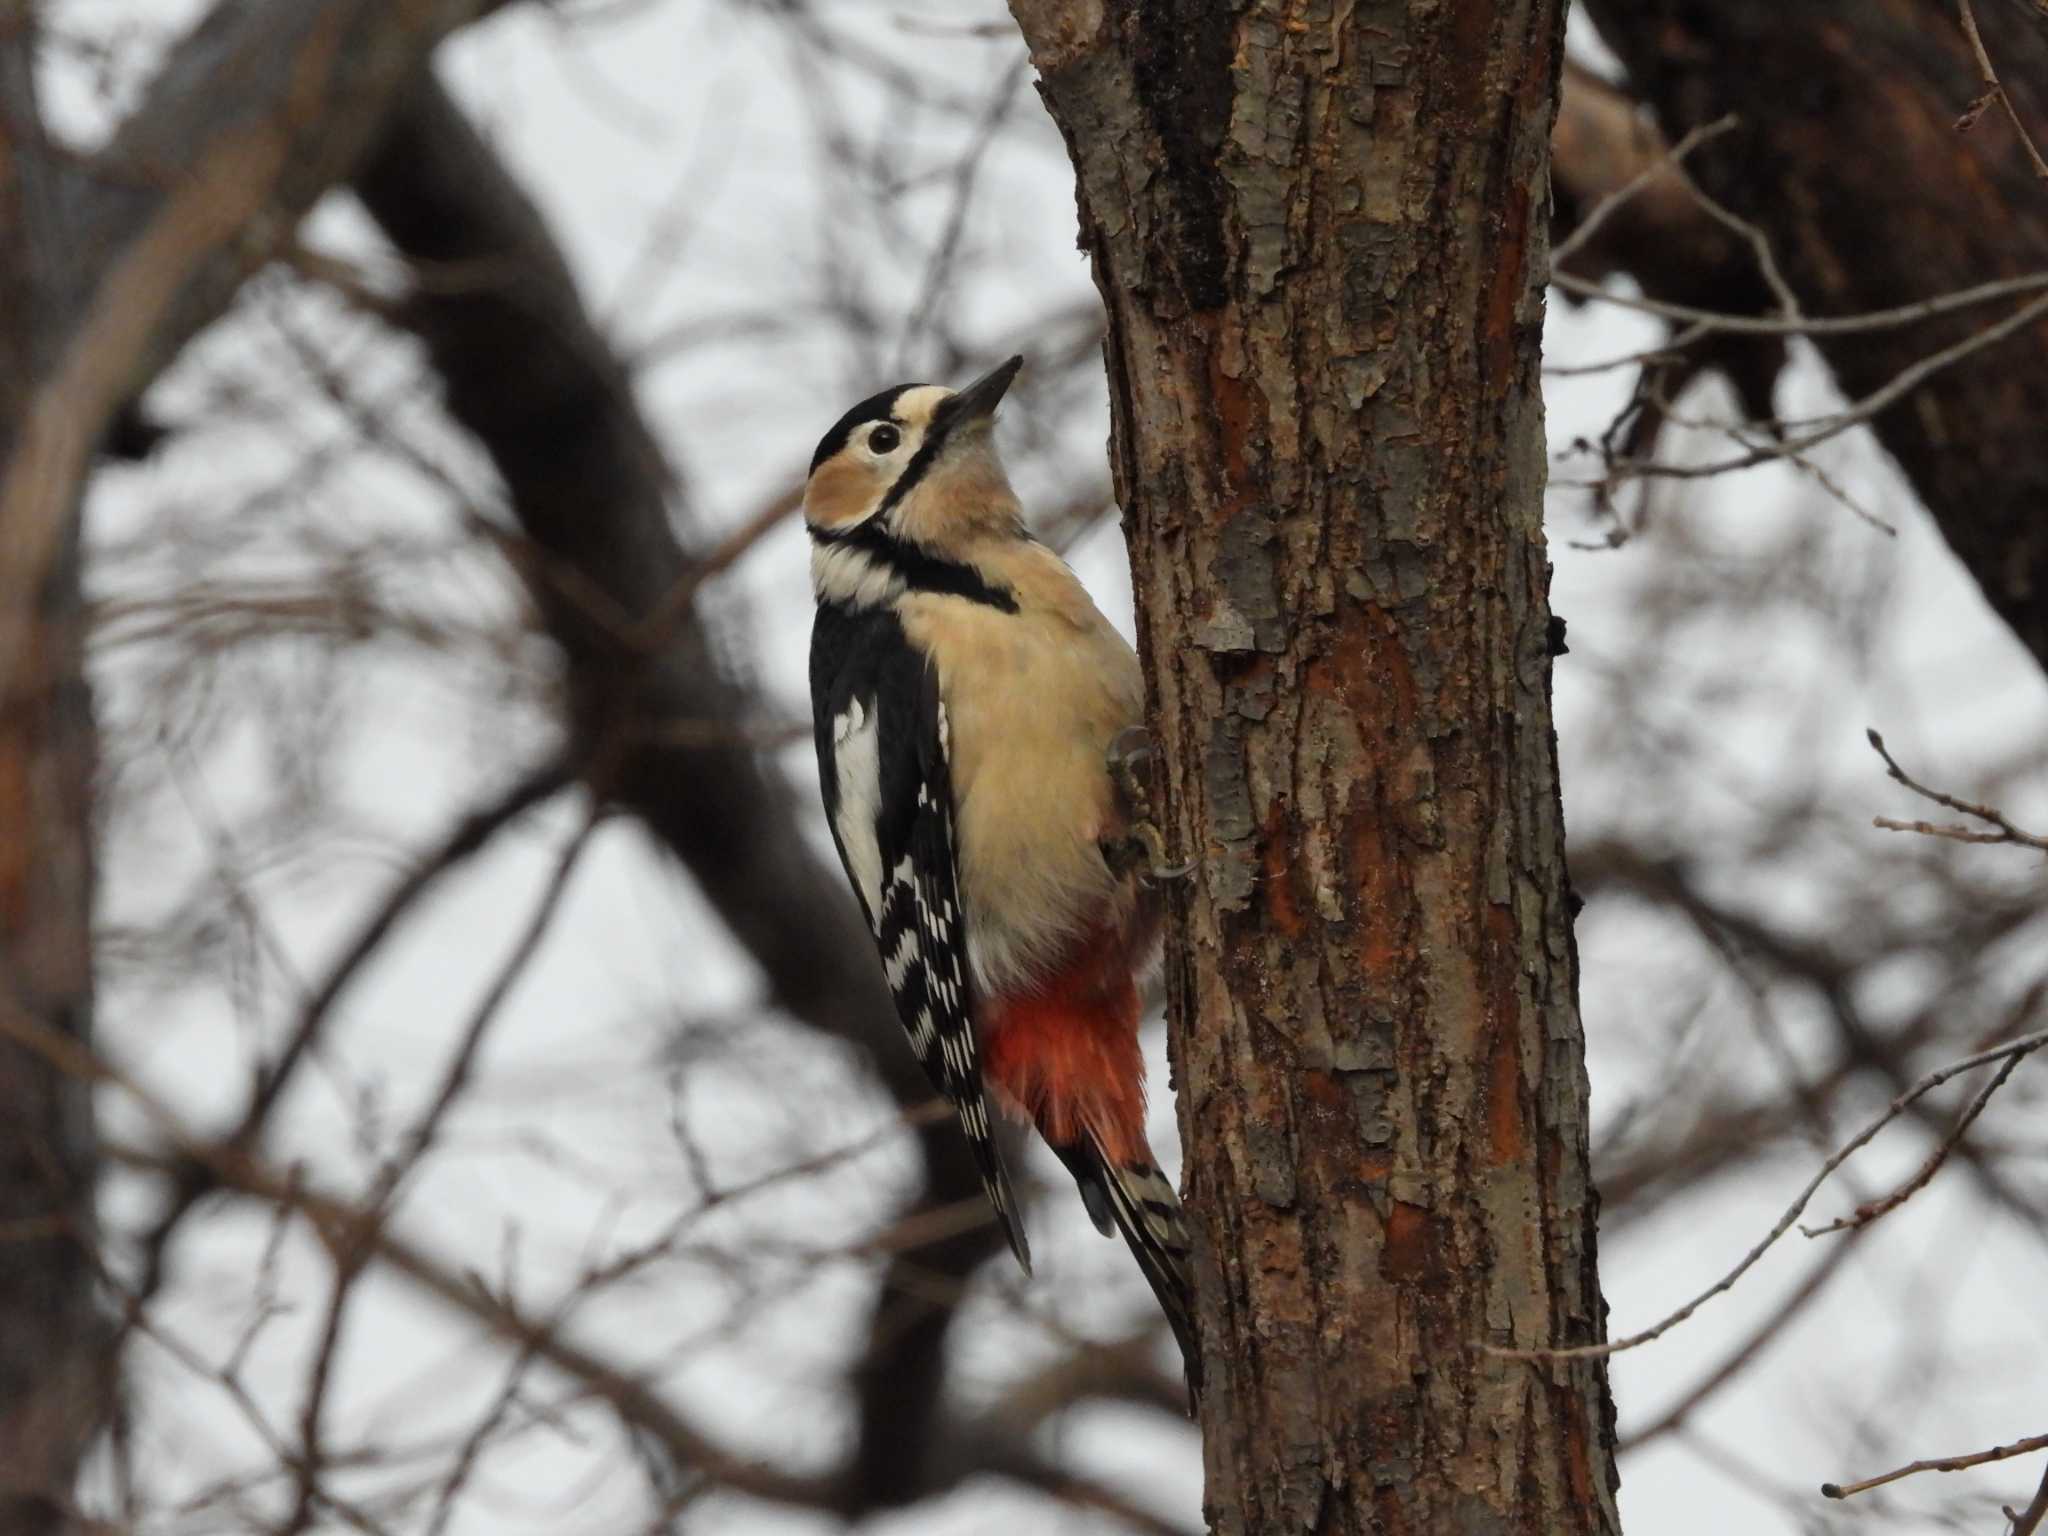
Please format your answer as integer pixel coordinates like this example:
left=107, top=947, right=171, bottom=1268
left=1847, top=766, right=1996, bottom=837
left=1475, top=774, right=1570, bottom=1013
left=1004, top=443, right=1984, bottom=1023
left=1006, top=6, right=1621, bottom=1532
left=0, top=20, right=108, bottom=1529
left=0, top=10, right=497, bottom=1524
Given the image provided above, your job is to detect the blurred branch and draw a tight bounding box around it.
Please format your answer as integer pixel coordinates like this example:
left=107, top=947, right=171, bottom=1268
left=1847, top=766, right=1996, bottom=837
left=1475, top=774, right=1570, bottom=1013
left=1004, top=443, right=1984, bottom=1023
left=0, top=19, right=531, bottom=1501
left=1578, top=837, right=2044, bottom=1225
left=1958, top=0, right=2048, bottom=179
left=0, top=8, right=107, bottom=1522
left=0, top=0, right=496, bottom=700
left=1576, top=0, right=2048, bottom=670
left=0, top=1001, right=1190, bottom=1526
left=231, top=757, right=574, bottom=1151
left=285, top=806, right=599, bottom=1536
left=350, top=72, right=1008, bottom=1517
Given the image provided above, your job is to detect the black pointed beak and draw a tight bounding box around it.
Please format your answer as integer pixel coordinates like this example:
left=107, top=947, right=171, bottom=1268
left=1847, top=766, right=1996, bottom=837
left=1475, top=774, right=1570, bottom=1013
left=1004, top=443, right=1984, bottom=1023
left=936, top=355, right=1023, bottom=433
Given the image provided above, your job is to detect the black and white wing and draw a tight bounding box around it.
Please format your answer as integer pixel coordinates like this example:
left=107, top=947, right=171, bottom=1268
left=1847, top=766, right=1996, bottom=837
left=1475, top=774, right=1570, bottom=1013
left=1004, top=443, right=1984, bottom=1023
left=812, top=605, right=1031, bottom=1271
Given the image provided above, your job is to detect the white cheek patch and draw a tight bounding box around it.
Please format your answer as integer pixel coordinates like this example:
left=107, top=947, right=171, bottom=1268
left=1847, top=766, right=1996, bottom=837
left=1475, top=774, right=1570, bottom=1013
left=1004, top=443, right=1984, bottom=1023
left=831, top=699, right=884, bottom=924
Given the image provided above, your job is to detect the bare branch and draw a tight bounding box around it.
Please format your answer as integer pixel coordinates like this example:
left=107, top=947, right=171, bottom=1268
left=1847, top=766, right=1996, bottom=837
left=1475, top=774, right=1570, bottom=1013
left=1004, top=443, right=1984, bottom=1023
left=1589, top=290, right=2048, bottom=483
left=350, top=72, right=1010, bottom=1519
left=2010, top=1459, right=2048, bottom=1536
left=1867, top=728, right=2048, bottom=853
left=1821, top=1429, right=2048, bottom=1501
left=0, top=0, right=495, bottom=699
left=1498, top=1022, right=2048, bottom=1362
left=1551, top=111, right=1741, bottom=270
left=1548, top=267, right=2048, bottom=338
left=1798, top=1047, right=2027, bottom=1235
left=1958, top=0, right=2048, bottom=179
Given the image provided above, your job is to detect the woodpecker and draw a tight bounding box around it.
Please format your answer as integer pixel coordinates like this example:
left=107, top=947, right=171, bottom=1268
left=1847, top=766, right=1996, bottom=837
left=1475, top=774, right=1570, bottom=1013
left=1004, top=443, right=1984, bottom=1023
left=804, top=356, right=1198, bottom=1390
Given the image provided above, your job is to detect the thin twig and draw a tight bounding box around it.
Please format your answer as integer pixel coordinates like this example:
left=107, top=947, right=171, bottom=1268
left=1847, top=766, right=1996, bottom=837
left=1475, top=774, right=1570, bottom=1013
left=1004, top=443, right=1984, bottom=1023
left=1800, top=1047, right=2026, bottom=1234
left=1867, top=729, right=2048, bottom=853
left=1592, top=291, right=2048, bottom=484
left=1619, top=1226, right=1869, bottom=1451
left=1668, top=160, right=1804, bottom=320
left=1492, top=1025, right=2048, bottom=1362
left=1548, top=267, right=2048, bottom=337
left=1820, top=1429, right=2048, bottom=1501
left=1543, top=323, right=1706, bottom=378
left=1956, top=0, right=2048, bottom=180
left=2009, top=1459, right=2048, bottom=1536
left=1550, top=114, right=1740, bottom=268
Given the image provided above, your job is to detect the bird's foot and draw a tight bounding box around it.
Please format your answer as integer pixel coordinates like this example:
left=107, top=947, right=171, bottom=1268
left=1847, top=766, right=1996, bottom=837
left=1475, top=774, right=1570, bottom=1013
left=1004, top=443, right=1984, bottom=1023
left=1103, top=729, right=1194, bottom=883
left=1107, top=726, right=1160, bottom=822
left=1100, top=822, right=1194, bottom=884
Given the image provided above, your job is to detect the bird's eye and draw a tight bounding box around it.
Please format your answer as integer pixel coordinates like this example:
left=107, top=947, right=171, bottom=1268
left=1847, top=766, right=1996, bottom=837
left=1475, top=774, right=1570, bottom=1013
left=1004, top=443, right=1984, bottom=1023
left=867, top=423, right=902, bottom=454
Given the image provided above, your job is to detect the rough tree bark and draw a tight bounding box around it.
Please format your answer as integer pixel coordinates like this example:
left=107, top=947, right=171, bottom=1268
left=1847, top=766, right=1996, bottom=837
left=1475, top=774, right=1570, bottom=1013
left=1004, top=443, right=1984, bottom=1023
left=1006, top=5, right=1620, bottom=1533
left=1575, top=0, right=2048, bottom=670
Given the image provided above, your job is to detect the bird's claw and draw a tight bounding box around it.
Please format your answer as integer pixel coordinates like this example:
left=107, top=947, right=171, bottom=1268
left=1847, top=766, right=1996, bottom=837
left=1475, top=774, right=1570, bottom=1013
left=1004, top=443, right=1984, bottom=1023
left=1100, top=820, right=1195, bottom=885
left=1104, top=731, right=1192, bottom=882
left=1107, top=726, right=1156, bottom=807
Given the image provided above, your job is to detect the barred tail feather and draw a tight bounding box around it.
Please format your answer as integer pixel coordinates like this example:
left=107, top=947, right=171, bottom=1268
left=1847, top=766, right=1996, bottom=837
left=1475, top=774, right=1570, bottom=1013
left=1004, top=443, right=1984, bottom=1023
left=1057, top=1135, right=1201, bottom=1405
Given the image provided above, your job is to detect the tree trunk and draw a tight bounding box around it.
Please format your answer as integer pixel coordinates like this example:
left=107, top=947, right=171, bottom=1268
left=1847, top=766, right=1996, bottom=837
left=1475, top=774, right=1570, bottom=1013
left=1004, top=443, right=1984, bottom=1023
left=0, top=6, right=517, bottom=1526
left=1576, top=0, right=2048, bottom=671
left=1006, top=5, right=1620, bottom=1533
left=0, top=20, right=107, bottom=1530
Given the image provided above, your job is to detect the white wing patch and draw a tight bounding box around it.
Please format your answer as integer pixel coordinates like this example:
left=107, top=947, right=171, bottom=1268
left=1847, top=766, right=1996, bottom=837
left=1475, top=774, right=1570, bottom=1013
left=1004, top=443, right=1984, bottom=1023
left=831, top=699, right=884, bottom=926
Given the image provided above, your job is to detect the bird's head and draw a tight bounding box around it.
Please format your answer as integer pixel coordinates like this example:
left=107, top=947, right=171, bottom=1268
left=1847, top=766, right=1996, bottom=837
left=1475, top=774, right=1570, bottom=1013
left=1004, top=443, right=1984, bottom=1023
left=803, top=355, right=1024, bottom=550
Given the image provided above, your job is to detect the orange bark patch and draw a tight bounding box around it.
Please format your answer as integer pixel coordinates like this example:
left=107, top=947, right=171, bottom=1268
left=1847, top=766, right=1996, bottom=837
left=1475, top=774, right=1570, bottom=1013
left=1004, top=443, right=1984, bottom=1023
left=1488, top=1020, right=1527, bottom=1166
left=1200, top=310, right=1260, bottom=493
left=1381, top=1200, right=1433, bottom=1281
left=1485, top=904, right=1527, bottom=1164
left=1564, top=1388, right=1596, bottom=1506
left=1481, top=181, right=1533, bottom=391
left=1302, top=1070, right=1345, bottom=1112
left=1260, top=800, right=1308, bottom=938
left=0, top=742, right=27, bottom=927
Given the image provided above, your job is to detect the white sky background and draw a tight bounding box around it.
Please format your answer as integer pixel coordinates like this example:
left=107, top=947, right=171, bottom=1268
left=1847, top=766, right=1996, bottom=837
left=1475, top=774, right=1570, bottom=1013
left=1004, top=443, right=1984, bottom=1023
left=47, top=2, right=2048, bottom=1533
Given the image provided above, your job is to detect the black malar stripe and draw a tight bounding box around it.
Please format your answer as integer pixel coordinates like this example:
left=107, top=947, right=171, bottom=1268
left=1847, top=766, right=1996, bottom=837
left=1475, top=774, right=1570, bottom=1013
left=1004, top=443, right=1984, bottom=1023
left=811, top=522, right=1018, bottom=612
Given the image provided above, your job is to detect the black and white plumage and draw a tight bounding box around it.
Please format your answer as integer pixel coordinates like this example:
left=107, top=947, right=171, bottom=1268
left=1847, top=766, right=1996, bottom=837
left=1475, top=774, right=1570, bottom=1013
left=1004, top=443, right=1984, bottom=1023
left=811, top=597, right=1031, bottom=1270
left=801, top=356, right=1197, bottom=1398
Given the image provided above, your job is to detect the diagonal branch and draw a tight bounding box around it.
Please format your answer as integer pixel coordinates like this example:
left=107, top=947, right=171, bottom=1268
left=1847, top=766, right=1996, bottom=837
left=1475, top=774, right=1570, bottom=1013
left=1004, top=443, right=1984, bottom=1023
left=1867, top=728, right=2048, bottom=853
left=349, top=74, right=1005, bottom=1515
left=1821, top=1428, right=2048, bottom=1502
left=0, top=0, right=496, bottom=700
left=1501, top=1020, right=2048, bottom=1363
